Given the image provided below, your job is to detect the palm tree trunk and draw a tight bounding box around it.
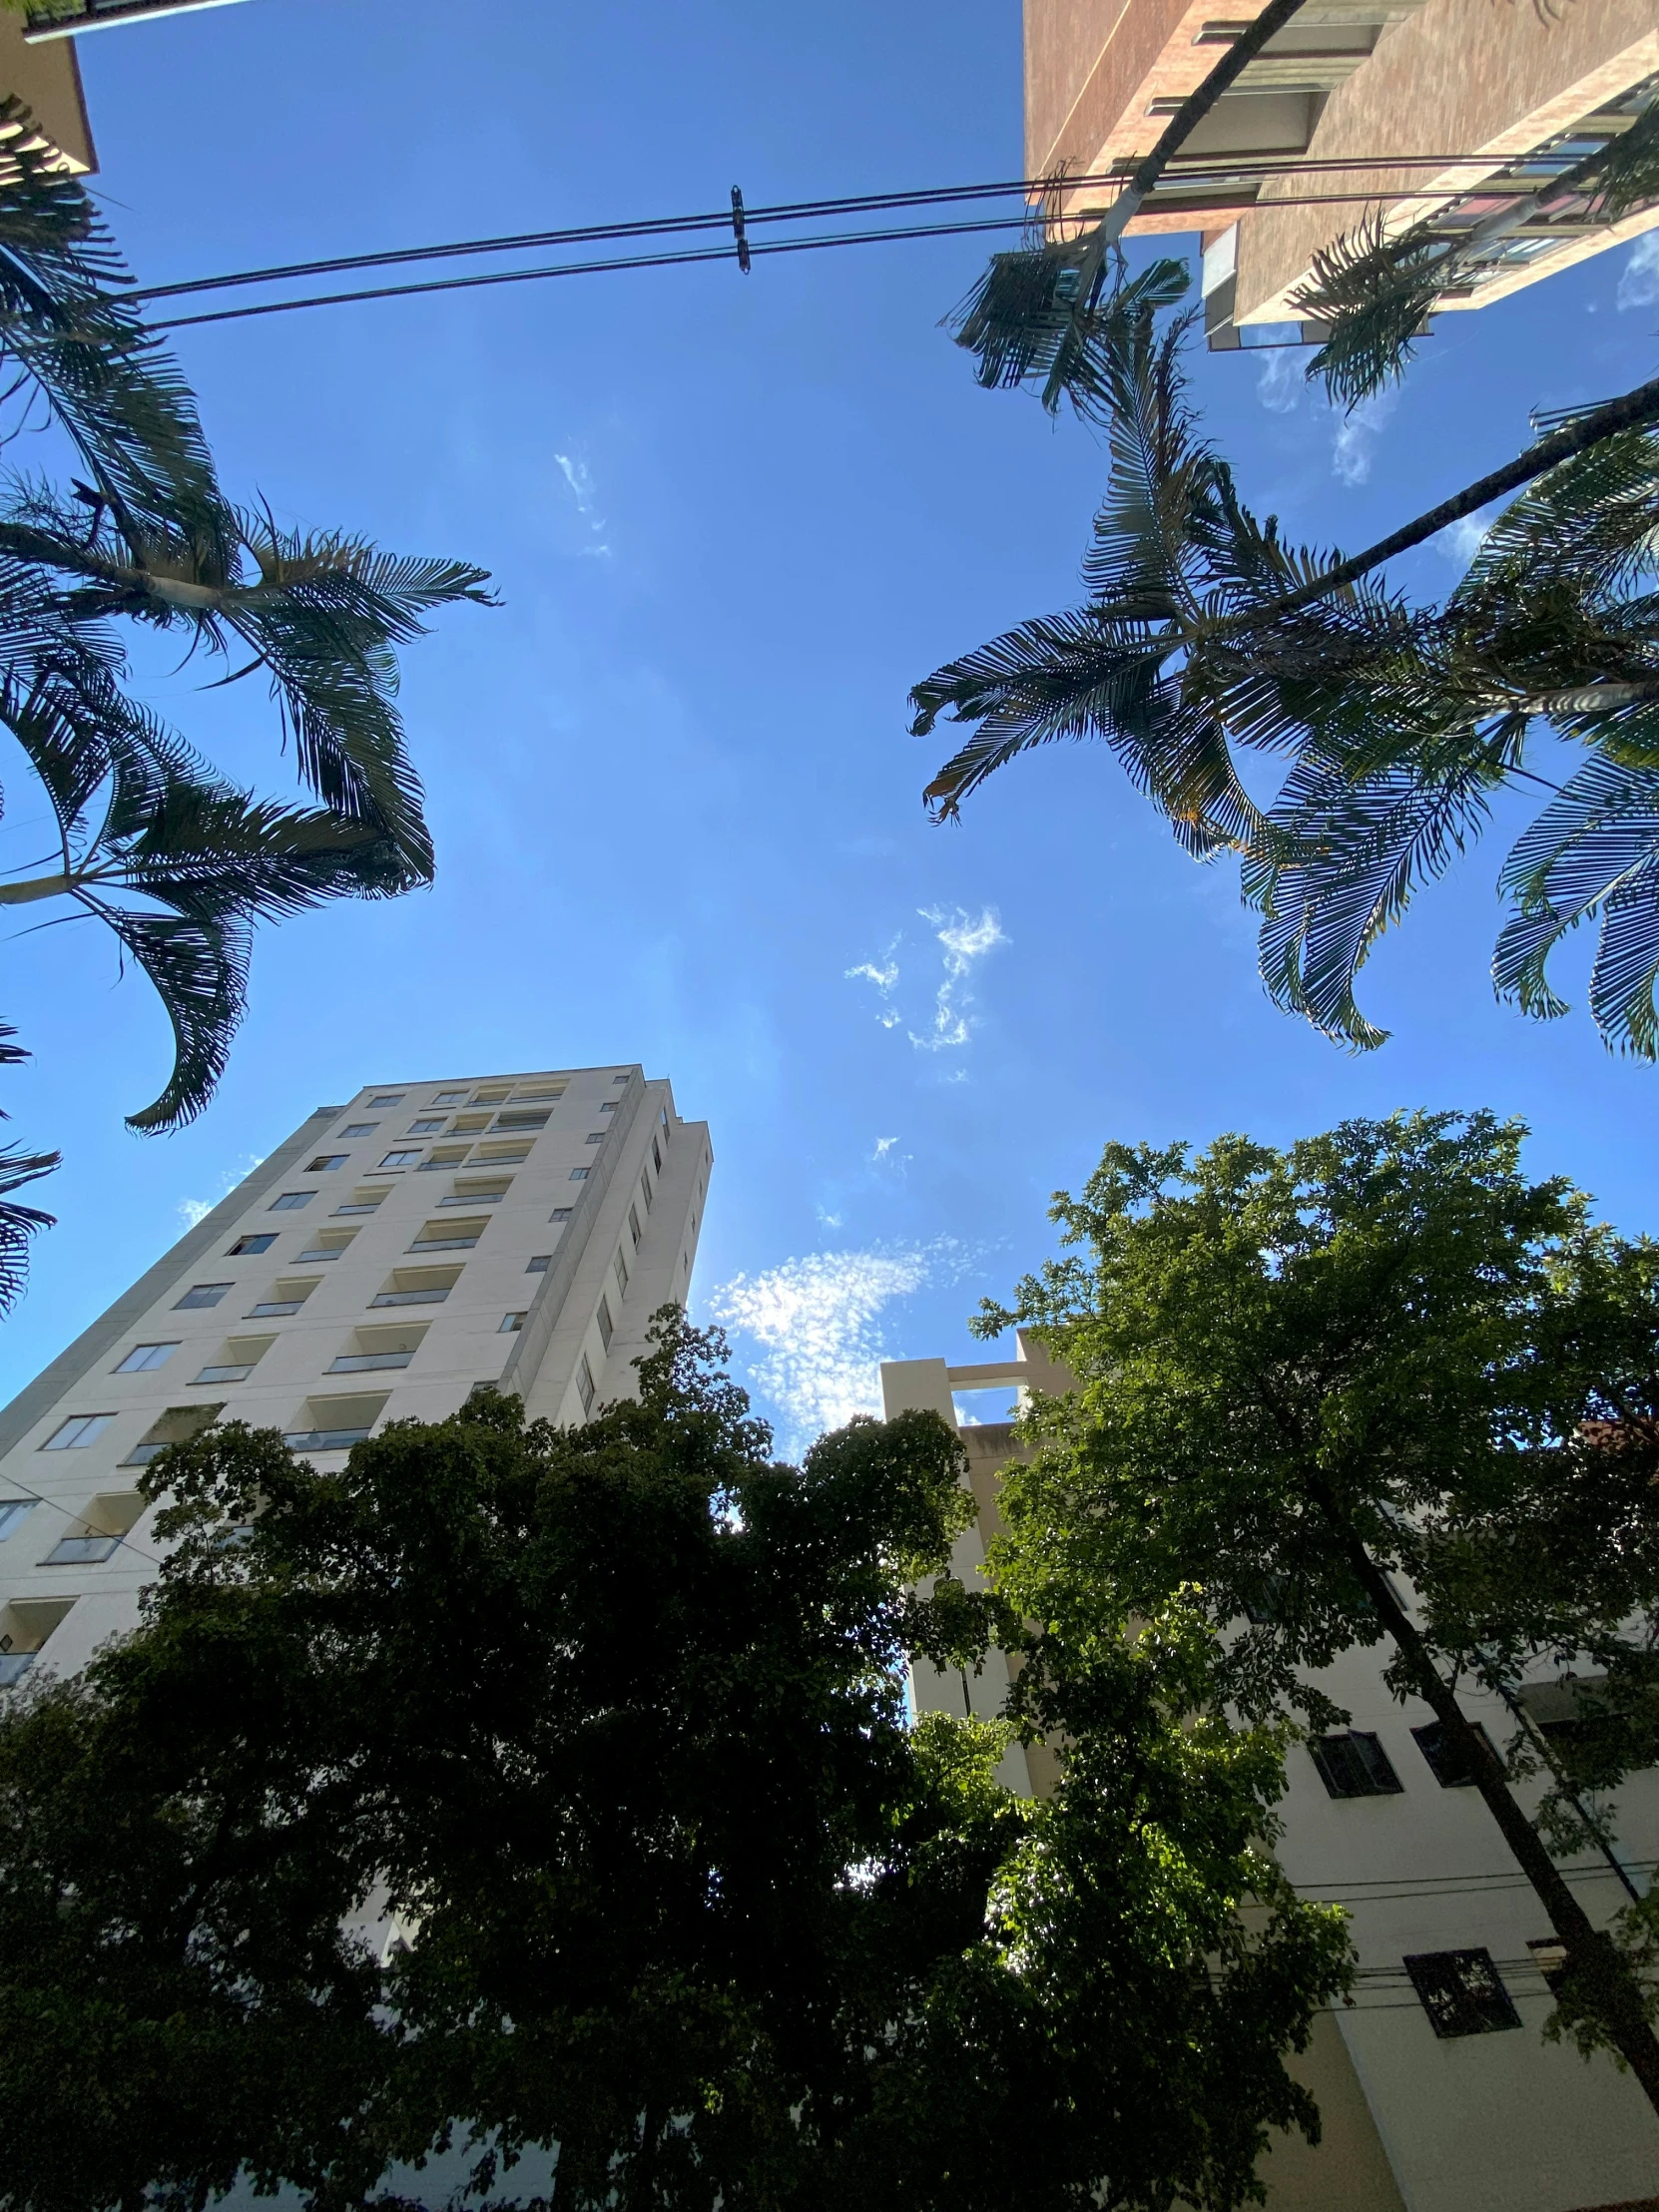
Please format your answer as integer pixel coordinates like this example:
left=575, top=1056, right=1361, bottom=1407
left=1316, top=1489, right=1659, bottom=2116
left=1219, top=373, right=1659, bottom=636
left=0, top=871, right=73, bottom=904
left=1093, top=0, right=1315, bottom=253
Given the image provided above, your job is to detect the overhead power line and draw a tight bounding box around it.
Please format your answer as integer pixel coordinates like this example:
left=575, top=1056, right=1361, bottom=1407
left=132, top=151, right=1609, bottom=333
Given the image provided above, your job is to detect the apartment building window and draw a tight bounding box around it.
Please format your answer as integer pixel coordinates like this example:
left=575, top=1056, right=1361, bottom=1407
left=283, top=1394, right=386, bottom=1451
left=370, top=1267, right=460, bottom=1308
left=473, top=1087, right=511, bottom=1103
left=42, top=1413, right=113, bottom=1450
left=296, top=1234, right=355, bottom=1263
left=175, top=1283, right=232, bottom=1310
left=596, top=1296, right=614, bottom=1352
left=651, top=1135, right=662, bottom=1173
left=549, top=1207, right=573, bottom=1223
left=600, top=1101, right=618, bottom=1114
left=613, top=1072, right=629, bottom=1084
left=115, top=1343, right=177, bottom=1374
left=270, top=1192, right=313, bottom=1211
left=1309, top=1731, right=1403, bottom=1799
left=499, top=1313, right=526, bottom=1333
left=328, top=1326, right=425, bottom=1374
left=640, top=1169, right=652, bottom=1209
left=585, top=1131, right=605, bottom=1145
left=576, top=1355, right=595, bottom=1415
left=432, top=1089, right=467, bottom=1104
left=526, top=1255, right=551, bottom=1273
left=405, top=1118, right=446, bottom=1135
left=0, top=1500, right=33, bottom=1540
left=228, top=1234, right=276, bottom=1256
left=340, top=1122, right=377, bottom=1137
left=1412, top=1721, right=1495, bottom=1789
left=369, top=1093, right=404, bottom=1106
left=333, top=1191, right=387, bottom=1217
left=614, top=1248, right=629, bottom=1296
left=493, top=1109, right=550, bottom=1132
left=628, top=1203, right=642, bottom=1251
left=378, top=1150, right=423, bottom=1170
left=570, top=1168, right=589, bottom=1183
left=306, top=1154, right=348, bottom=1173
left=1403, top=1950, right=1521, bottom=2038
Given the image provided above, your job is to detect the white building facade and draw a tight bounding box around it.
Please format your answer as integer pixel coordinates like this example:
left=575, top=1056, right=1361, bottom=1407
left=881, top=1345, right=1659, bottom=2212
left=0, top=1062, right=712, bottom=1687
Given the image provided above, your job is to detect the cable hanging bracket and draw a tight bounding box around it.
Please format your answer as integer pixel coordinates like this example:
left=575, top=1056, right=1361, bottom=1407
left=731, top=186, right=752, bottom=275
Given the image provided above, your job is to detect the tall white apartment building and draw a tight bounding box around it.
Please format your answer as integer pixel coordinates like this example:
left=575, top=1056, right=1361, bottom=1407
left=882, top=1345, right=1659, bottom=2212
left=0, top=1063, right=711, bottom=1687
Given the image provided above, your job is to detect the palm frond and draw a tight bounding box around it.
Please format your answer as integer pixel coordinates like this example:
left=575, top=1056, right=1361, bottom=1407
left=1579, top=99, right=1659, bottom=227
left=1293, top=213, right=1449, bottom=408
left=1248, top=734, right=1510, bottom=1047
left=945, top=249, right=1191, bottom=418
left=0, top=1140, right=58, bottom=1315
left=1464, top=428, right=1659, bottom=600
left=1494, top=755, right=1659, bottom=1055
left=0, top=103, right=223, bottom=536
left=93, top=901, right=249, bottom=1133
left=1081, top=301, right=1220, bottom=610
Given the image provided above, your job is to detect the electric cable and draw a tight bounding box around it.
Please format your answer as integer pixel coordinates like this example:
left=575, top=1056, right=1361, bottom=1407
left=131, top=144, right=1612, bottom=332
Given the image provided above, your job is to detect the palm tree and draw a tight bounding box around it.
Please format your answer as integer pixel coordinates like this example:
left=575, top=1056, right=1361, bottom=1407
left=0, top=105, right=492, bottom=1300
left=912, top=283, right=1659, bottom=1056
left=1293, top=105, right=1659, bottom=408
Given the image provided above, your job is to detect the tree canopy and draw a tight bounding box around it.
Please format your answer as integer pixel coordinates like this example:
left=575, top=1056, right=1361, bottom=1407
left=0, top=1313, right=1350, bottom=2212
left=974, top=1109, right=1659, bottom=2107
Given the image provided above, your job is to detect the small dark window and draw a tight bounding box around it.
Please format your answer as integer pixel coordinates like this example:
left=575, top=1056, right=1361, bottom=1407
left=569, top=1168, right=589, bottom=1183
left=600, top=1101, right=618, bottom=1113
left=1412, top=1720, right=1495, bottom=1789
left=1528, top=1937, right=1569, bottom=1995
left=175, top=1282, right=232, bottom=1310
left=1404, top=1949, right=1521, bottom=2038
left=526, top=1255, right=551, bottom=1273
left=651, top=1136, right=662, bottom=1172
left=628, top=1203, right=642, bottom=1250
left=576, top=1355, right=595, bottom=1415
left=613, top=1072, right=629, bottom=1084
left=306, top=1155, right=348, bottom=1173
left=499, top=1313, right=526, bottom=1333
left=596, top=1296, right=614, bottom=1352
left=550, top=1207, right=574, bottom=1223
left=379, top=1150, right=423, bottom=1169
left=1309, top=1731, right=1403, bottom=1800
left=340, top=1122, right=376, bottom=1137
left=585, top=1131, right=605, bottom=1145
left=369, top=1093, right=404, bottom=1106
left=405, top=1118, right=446, bottom=1135
left=229, top=1233, right=276, bottom=1256
left=270, top=1192, right=313, bottom=1212
left=1241, top=1573, right=1287, bottom=1625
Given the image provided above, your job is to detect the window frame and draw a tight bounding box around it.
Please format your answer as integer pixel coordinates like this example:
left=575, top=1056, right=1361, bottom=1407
left=1309, top=1730, right=1404, bottom=1800
left=1403, top=1949, right=1522, bottom=2038
left=175, top=1283, right=232, bottom=1310
left=228, top=1233, right=276, bottom=1257
left=42, top=1413, right=115, bottom=1450
left=115, top=1343, right=178, bottom=1374
left=269, top=1191, right=314, bottom=1212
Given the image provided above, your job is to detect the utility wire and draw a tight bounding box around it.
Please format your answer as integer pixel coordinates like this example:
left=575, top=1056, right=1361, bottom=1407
left=136, top=148, right=1607, bottom=332
left=128, top=153, right=1580, bottom=307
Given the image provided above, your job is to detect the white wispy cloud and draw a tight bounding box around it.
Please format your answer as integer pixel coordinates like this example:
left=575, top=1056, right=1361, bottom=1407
left=553, top=450, right=612, bottom=557
left=708, top=1238, right=978, bottom=1451
left=910, top=904, right=1008, bottom=1052
left=1434, top=509, right=1492, bottom=567
left=844, top=945, right=901, bottom=1028
left=1330, top=389, right=1397, bottom=486
left=1618, top=231, right=1659, bottom=311
left=1256, top=350, right=1303, bottom=414
left=178, top=1153, right=265, bottom=1232
left=872, top=1135, right=898, bottom=1159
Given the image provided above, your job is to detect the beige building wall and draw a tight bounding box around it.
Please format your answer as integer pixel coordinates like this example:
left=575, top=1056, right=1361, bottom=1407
left=1024, top=0, right=1659, bottom=344
left=881, top=1342, right=1659, bottom=2212
left=0, top=1062, right=711, bottom=1685
left=0, top=8, right=93, bottom=170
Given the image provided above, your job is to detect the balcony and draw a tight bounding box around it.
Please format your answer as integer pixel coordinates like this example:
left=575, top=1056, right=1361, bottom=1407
left=193, top=1363, right=255, bottom=1383
left=0, top=1651, right=35, bottom=1688
left=326, top=1351, right=413, bottom=1374
left=283, top=1426, right=373, bottom=1452
left=43, top=1533, right=122, bottom=1564
left=369, top=1287, right=449, bottom=1307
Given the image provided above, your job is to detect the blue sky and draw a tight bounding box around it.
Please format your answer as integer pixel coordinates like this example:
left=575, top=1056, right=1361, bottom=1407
left=0, top=0, right=1655, bottom=1448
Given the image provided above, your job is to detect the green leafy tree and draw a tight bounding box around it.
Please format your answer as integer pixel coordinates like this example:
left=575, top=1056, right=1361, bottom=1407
left=0, top=1313, right=1349, bottom=2212
left=0, top=108, right=490, bottom=1291
left=973, top=1110, right=1659, bottom=2113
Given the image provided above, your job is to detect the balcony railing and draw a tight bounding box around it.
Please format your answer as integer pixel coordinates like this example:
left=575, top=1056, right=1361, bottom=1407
left=43, top=1532, right=122, bottom=1564
left=283, top=1426, right=372, bottom=1452
left=193, top=1363, right=255, bottom=1383
left=326, top=1352, right=413, bottom=1374
left=368, top=1288, right=449, bottom=1307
